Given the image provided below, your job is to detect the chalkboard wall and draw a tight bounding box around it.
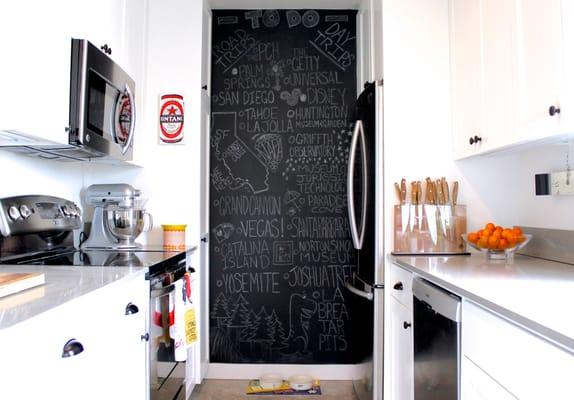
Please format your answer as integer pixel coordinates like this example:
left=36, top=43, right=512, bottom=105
left=209, top=9, right=368, bottom=364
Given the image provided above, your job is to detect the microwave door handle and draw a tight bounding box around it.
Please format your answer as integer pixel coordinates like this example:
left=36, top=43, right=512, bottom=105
left=120, top=83, right=136, bottom=155
left=347, top=120, right=363, bottom=250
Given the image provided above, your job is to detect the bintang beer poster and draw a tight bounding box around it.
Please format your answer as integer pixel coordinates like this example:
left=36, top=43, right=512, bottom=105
left=159, top=94, right=185, bottom=144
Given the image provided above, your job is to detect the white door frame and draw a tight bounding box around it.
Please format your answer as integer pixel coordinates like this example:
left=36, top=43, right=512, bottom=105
left=199, top=0, right=375, bottom=381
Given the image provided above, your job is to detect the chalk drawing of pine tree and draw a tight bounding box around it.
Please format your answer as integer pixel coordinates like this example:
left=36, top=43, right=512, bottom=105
left=254, top=307, right=273, bottom=359
left=211, top=292, right=229, bottom=327
left=240, top=309, right=258, bottom=342
left=267, top=310, right=288, bottom=352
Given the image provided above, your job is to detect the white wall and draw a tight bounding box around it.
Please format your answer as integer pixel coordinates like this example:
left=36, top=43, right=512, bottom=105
left=0, top=153, right=82, bottom=203
left=501, top=142, right=574, bottom=230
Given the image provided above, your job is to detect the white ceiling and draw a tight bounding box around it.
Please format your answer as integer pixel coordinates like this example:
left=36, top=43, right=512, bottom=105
left=208, top=0, right=367, bottom=10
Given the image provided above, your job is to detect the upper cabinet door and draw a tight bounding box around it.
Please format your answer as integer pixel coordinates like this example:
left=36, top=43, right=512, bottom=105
left=515, top=0, right=564, bottom=142
left=481, top=0, right=517, bottom=152
left=560, top=0, right=574, bottom=132
left=450, top=0, right=484, bottom=159
left=78, top=0, right=126, bottom=67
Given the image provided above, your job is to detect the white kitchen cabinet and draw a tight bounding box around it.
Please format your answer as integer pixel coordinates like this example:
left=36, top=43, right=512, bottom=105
left=451, top=0, right=574, bottom=159
left=480, top=0, right=517, bottom=152
left=515, top=0, right=564, bottom=142
left=450, top=0, right=484, bottom=158
left=389, top=262, right=413, bottom=309
left=389, top=263, right=414, bottom=400
left=0, top=0, right=143, bottom=144
left=462, top=300, right=574, bottom=399
left=451, top=0, right=517, bottom=159
left=461, top=356, right=516, bottom=400
left=0, top=274, right=149, bottom=400
left=559, top=0, right=574, bottom=132
left=389, top=296, right=413, bottom=400
left=78, top=0, right=126, bottom=67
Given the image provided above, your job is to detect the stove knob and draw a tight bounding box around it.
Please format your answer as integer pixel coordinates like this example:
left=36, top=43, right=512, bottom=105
left=8, top=206, right=20, bottom=220
left=19, top=205, right=31, bottom=219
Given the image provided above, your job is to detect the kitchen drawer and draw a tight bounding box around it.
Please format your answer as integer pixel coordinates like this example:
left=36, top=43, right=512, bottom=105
left=389, top=263, right=413, bottom=309
left=462, top=300, right=574, bottom=399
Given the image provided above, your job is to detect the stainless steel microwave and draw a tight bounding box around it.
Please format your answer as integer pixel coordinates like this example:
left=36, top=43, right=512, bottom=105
left=0, top=38, right=136, bottom=162
left=69, top=38, right=136, bottom=161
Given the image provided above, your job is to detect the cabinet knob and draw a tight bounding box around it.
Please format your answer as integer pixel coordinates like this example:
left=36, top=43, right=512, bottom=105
left=403, top=321, right=412, bottom=329
left=549, top=105, right=561, bottom=116
left=141, top=333, right=150, bottom=342
left=393, top=282, right=403, bottom=291
left=100, top=44, right=112, bottom=55
left=61, top=339, right=84, bottom=358
left=125, top=302, right=139, bottom=315
left=469, top=135, right=482, bottom=145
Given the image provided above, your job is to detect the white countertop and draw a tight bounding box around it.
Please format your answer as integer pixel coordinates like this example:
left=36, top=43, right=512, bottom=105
left=0, top=265, right=146, bottom=330
left=392, top=254, right=574, bottom=352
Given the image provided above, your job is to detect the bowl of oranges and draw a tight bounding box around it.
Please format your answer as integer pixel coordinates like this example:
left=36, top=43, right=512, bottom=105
left=464, top=223, right=532, bottom=260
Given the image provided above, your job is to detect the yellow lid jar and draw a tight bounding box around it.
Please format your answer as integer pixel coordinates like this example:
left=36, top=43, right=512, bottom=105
left=162, top=224, right=187, bottom=251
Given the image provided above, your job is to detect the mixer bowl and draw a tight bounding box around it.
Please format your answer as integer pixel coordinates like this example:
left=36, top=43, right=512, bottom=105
left=107, top=208, right=151, bottom=243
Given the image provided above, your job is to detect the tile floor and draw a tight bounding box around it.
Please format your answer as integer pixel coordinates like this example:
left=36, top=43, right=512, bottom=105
left=190, top=380, right=359, bottom=400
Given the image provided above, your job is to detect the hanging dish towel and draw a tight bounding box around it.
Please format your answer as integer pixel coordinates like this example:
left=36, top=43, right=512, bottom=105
left=170, top=273, right=197, bottom=361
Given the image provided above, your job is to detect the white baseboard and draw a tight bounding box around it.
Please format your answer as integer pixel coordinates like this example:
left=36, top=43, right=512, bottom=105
left=206, top=363, right=369, bottom=380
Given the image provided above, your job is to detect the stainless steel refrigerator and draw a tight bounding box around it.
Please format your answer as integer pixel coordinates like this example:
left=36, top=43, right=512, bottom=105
left=346, top=80, right=385, bottom=400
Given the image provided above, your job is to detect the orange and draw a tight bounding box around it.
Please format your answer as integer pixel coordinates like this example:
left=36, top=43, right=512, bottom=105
left=492, top=230, right=502, bottom=239
left=482, top=229, right=491, bottom=238
left=488, top=236, right=499, bottom=249
left=507, top=234, right=517, bottom=247
left=485, top=222, right=495, bottom=231
left=517, top=235, right=526, bottom=243
left=502, top=229, right=512, bottom=239
left=499, top=238, right=509, bottom=249
left=477, top=237, right=488, bottom=248
left=513, top=227, right=523, bottom=236
left=468, top=232, right=479, bottom=243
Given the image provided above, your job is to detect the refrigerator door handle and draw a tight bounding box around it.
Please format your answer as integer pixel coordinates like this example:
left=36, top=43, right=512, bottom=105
left=358, top=120, right=368, bottom=248
left=347, top=120, right=367, bottom=250
left=345, top=280, right=373, bottom=301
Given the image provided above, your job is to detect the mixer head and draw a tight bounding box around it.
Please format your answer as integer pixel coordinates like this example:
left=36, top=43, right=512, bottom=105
left=85, top=184, right=142, bottom=208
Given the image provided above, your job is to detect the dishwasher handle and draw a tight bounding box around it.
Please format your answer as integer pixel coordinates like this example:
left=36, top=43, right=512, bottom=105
left=412, top=278, right=461, bottom=322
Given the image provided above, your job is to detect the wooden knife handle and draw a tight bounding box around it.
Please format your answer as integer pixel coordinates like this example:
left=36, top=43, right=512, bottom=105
left=425, top=178, right=434, bottom=205
left=395, top=182, right=402, bottom=204
left=411, top=182, right=417, bottom=204
left=416, top=181, right=423, bottom=205
left=435, top=179, right=444, bottom=205
left=441, top=178, right=450, bottom=203
left=452, top=181, right=459, bottom=206
left=400, top=178, right=407, bottom=204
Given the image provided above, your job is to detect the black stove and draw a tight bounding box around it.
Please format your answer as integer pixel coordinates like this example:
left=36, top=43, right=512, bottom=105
left=0, top=195, right=191, bottom=279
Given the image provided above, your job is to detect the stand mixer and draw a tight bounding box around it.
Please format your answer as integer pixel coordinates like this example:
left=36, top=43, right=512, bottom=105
left=81, top=184, right=153, bottom=249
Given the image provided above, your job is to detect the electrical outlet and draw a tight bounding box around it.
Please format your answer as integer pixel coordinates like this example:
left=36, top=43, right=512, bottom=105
left=551, top=170, right=574, bottom=195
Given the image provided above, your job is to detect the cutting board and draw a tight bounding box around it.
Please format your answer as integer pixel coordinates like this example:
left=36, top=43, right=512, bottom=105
left=0, top=272, right=45, bottom=298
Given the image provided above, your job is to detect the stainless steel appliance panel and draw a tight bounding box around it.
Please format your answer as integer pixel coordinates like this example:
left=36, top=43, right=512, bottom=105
left=413, top=278, right=461, bottom=400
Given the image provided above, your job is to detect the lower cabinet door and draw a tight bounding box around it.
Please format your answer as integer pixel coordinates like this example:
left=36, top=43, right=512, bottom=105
left=390, top=297, right=413, bottom=400
left=0, top=275, right=149, bottom=400
left=462, top=356, right=516, bottom=400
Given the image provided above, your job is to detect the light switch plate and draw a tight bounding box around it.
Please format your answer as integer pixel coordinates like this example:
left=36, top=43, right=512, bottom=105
left=550, top=170, right=574, bottom=195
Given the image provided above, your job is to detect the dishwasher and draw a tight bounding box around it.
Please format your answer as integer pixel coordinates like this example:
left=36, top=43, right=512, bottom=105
left=412, top=278, right=461, bottom=400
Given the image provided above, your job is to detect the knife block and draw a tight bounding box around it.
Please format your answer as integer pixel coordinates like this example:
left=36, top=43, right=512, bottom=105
left=393, top=204, right=467, bottom=254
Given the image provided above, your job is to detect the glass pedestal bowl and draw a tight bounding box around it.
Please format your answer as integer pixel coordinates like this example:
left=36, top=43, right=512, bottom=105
left=463, top=234, right=533, bottom=261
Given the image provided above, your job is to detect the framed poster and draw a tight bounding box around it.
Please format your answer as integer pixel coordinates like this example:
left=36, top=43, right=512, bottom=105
left=159, top=94, right=185, bottom=144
